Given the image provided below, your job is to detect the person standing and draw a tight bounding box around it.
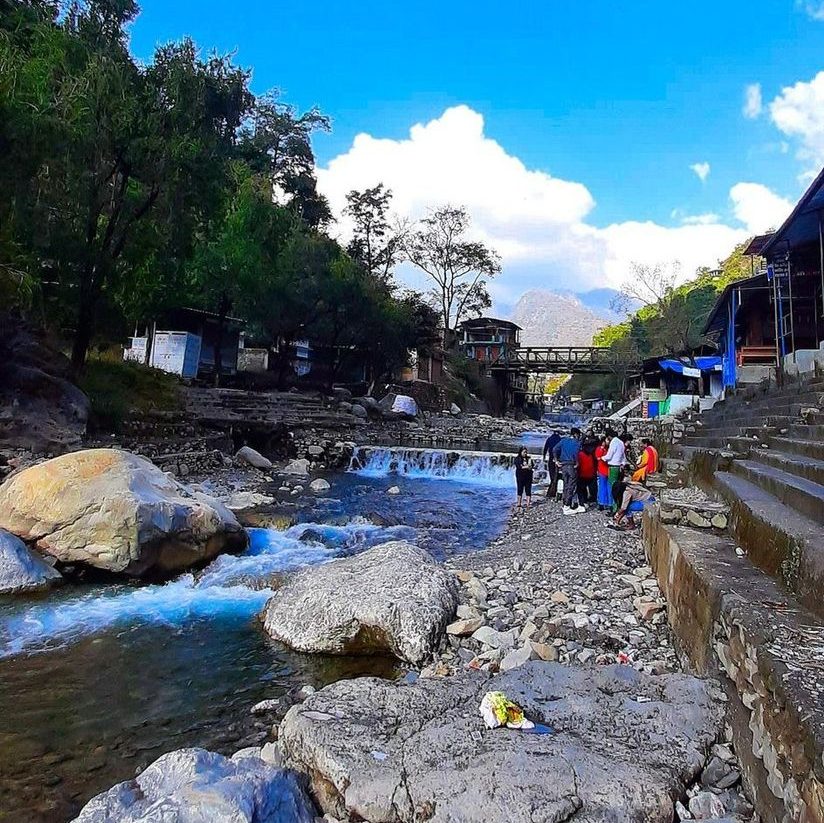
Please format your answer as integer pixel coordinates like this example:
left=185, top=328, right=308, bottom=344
left=603, top=428, right=627, bottom=512
left=542, top=430, right=561, bottom=498
left=553, top=427, right=585, bottom=515
left=576, top=438, right=598, bottom=507
left=594, top=434, right=611, bottom=511
left=514, top=446, right=534, bottom=510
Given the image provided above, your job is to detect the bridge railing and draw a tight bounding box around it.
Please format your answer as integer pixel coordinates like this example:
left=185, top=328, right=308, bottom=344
left=486, top=346, right=641, bottom=374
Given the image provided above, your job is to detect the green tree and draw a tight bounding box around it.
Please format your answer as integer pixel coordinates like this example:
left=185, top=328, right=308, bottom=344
left=405, top=206, right=500, bottom=345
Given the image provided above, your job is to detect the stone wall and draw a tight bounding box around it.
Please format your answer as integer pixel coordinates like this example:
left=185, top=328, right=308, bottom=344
left=644, top=511, right=824, bottom=823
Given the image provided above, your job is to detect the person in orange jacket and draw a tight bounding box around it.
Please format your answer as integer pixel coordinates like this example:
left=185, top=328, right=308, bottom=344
left=632, top=438, right=659, bottom=484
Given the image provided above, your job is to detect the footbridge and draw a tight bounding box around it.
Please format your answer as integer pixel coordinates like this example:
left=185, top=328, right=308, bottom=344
left=486, top=346, right=642, bottom=375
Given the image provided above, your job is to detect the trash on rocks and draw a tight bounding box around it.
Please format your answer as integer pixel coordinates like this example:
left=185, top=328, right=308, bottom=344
left=479, top=691, right=534, bottom=730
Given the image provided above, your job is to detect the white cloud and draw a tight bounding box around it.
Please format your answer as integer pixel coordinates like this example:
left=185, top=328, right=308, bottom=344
left=769, top=71, right=824, bottom=172
left=317, top=106, right=778, bottom=304
left=729, top=182, right=793, bottom=233
left=743, top=83, right=763, bottom=119
left=690, top=161, right=711, bottom=182
left=797, top=0, right=824, bottom=20
left=681, top=213, right=721, bottom=226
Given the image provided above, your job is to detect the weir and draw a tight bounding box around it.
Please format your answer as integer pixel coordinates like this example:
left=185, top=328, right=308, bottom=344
left=349, top=445, right=547, bottom=486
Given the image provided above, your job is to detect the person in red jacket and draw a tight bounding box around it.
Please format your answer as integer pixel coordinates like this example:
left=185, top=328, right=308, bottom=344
left=594, top=435, right=611, bottom=510
left=576, top=439, right=598, bottom=507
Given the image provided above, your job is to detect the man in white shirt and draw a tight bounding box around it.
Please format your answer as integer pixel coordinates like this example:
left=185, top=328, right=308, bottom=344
left=601, top=430, right=630, bottom=512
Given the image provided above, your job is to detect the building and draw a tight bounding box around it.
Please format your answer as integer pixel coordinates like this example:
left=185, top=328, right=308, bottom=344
left=123, top=307, right=243, bottom=379
left=704, top=168, right=824, bottom=386
left=637, top=353, right=724, bottom=417
left=457, top=317, right=522, bottom=363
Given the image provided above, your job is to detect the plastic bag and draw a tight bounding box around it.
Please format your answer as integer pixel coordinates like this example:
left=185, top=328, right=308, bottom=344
left=479, top=691, right=534, bottom=730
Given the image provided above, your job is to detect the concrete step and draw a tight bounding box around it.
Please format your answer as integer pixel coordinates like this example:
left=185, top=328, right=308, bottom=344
left=751, top=448, right=824, bottom=487
left=682, top=435, right=755, bottom=452
left=769, top=435, right=824, bottom=461
left=644, top=513, right=824, bottom=823
left=730, top=459, right=824, bottom=524
left=715, top=470, right=824, bottom=615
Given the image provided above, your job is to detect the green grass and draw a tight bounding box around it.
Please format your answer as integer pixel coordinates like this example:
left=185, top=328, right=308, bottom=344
left=79, top=355, right=182, bottom=433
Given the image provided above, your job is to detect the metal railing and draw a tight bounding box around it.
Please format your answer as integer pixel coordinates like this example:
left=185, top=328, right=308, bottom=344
left=486, top=346, right=642, bottom=374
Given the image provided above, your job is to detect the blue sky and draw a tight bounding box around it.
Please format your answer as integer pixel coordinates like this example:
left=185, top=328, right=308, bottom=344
left=129, top=0, right=824, bottom=305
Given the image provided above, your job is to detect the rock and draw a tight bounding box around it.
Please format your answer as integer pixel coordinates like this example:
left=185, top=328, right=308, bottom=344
left=456, top=604, right=478, bottom=620
left=688, top=790, right=727, bottom=819
left=471, top=626, right=516, bottom=650
left=551, top=590, right=570, bottom=604
left=251, top=698, right=281, bottom=715
left=332, top=387, right=352, bottom=401
left=261, top=541, right=457, bottom=665
left=279, top=662, right=723, bottom=823
left=634, top=598, right=664, bottom=621
left=387, top=485, right=401, bottom=495
left=686, top=510, right=712, bottom=529
left=0, top=529, right=62, bottom=594
left=351, top=404, right=368, bottom=419
left=72, top=747, right=316, bottom=823
left=224, top=491, right=276, bottom=511
left=0, top=315, right=89, bottom=454
left=500, top=643, right=533, bottom=671
left=465, top=577, right=488, bottom=607
left=0, top=449, right=247, bottom=576
left=307, top=445, right=326, bottom=458
left=530, top=641, right=559, bottom=661
left=446, top=617, right=484, bottom=636
left=309, top=478, right=331, bottom=493
left=710, top=513, right=728, bottom=530
left=450, top=403, right=461, bottom=415
left=235, top=445, right=273, bottom=470
left=284, top=458, right=310, bottom=476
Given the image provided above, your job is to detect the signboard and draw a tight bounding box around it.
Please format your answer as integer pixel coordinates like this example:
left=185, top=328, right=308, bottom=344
left=642, top=388, right=667, bottom=402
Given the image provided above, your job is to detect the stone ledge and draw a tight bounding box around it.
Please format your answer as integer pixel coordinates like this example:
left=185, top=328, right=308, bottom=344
left=643, top=511, right=824, bottom=823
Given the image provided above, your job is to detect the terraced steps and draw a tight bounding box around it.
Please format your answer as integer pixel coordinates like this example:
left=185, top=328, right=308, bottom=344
left=715, top=471, right=824, bottom=616
left=729, top=459, right=824, bottom=525
left=768, top=435, right=824, bottom=460
left=643, top=515, right=824, bottom=823
left=751, top=448, right=824, bottom=487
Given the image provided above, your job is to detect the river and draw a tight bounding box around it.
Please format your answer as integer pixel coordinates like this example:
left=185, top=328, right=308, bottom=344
left=0, top=443, right=538, bottom=822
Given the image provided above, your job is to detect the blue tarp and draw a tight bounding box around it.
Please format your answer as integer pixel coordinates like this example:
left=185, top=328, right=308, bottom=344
left=659, top=356, right=722, bottom=377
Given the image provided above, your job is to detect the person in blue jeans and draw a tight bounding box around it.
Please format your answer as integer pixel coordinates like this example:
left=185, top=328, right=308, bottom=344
left=610, top=478, right=655, bottom=529
left=553, top=428, right=585, bottom=515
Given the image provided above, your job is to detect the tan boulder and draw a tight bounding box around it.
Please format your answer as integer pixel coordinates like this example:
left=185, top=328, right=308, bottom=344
left=0, top=449, right=247, bottom=576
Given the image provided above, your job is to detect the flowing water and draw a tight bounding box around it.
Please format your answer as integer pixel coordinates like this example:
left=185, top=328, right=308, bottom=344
left=0, top=445, right=523, bottom=823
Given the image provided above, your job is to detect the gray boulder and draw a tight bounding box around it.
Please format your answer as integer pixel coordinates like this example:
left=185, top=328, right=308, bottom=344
left=0, top=528, right=62, bottom=594
left=351, top=403, right=368, bottom=419
left=309, top=478, right=330, bottom=493
left=235, top=445, right=273, bottom=470
left=261, top=541, right=458, bottom=665
left=283, top=458, right=310, bottom=476
left=279, top=662, right=723, bottom=822
left=0, top=449, right=247, bottom=577
left=71, top=747, right=316, bottom=823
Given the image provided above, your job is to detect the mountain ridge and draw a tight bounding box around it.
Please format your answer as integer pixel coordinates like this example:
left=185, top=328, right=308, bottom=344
left=509, top=289, right=610, bottom=348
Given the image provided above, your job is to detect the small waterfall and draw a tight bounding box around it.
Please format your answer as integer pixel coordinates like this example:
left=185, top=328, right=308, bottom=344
left=349, top=446, right=545, bottom=487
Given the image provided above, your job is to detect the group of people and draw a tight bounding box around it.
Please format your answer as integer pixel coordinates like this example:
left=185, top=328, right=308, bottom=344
left=513, top=427, right=659, bottom=530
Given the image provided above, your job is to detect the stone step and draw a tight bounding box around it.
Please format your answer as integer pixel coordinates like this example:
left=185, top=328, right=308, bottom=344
left=705, top=400, right=810, bottom=422
left=681, top=435, right=755, bottom=452
left=751, top=448, right=824, bottom=487
left=730, top=459, right=824, bottom=525
left=715, top=470, right=824, bottom=616
left=643, top=513, right=824, bottom=823
left=787, top=422, right=824, bottom=440
left=769, top=435, right=824, bottom=461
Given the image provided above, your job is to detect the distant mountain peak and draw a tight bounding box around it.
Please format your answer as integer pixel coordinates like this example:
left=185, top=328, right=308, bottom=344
left=509, top=289, right=609, bottom=347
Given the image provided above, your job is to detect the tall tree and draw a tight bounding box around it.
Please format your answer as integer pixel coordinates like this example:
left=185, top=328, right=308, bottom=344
left=405, top=206, right=500, bottom=344
left=343, top=184, right=408, bottom=282
left=0, top=2, right=255, bottom=371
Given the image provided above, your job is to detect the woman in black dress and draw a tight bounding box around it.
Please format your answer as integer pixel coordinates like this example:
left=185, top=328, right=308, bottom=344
left=514, top=446, right=534, bottom=509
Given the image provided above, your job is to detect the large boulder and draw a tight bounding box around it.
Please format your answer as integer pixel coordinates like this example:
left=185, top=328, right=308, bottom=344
left=72, top=747, right=316, bottom=823
left=0, top=315, right=89, bottom=453
left=0, top=528, right=62, bottom=594
left=0, top=449, right=247, bottom=576
left=235, top=445, right=273, bottom=470
left=279, top=662, right=723, bottom=823
left=261, top=541, right=458, bottom=665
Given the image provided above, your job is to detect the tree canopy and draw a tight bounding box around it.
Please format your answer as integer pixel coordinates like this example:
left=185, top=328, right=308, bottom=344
left=0, top=0, right=438, bottom=386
